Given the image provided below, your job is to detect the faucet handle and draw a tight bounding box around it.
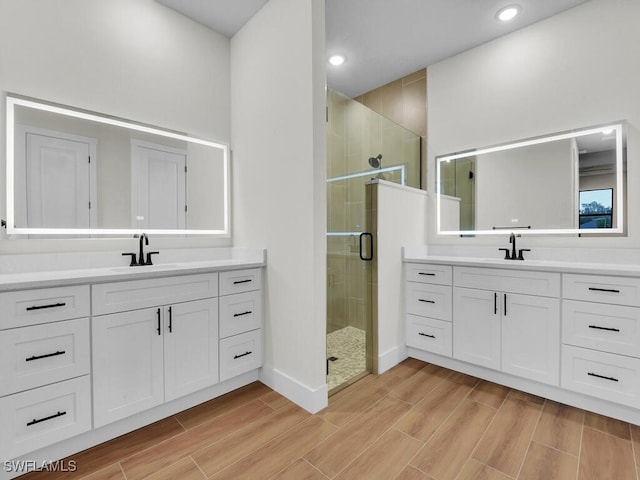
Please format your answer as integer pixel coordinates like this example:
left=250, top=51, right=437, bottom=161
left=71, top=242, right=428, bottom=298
left=518, top=248, right=531, bottom=261
left=145, top=251, right=159, bottom=265
left=122, top=252, right=138, bottom=266
left=498, top=248, right=511, bottom=260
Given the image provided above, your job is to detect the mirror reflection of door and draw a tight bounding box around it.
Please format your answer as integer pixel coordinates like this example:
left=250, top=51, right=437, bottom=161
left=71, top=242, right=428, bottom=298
left=15, top=126, right=97, bottom=230
left=131, top=140, right=187, bottom=230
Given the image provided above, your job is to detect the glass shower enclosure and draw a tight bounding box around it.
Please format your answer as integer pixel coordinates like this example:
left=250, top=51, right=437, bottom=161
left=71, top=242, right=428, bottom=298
left=326, top=89, right=422, bottom=393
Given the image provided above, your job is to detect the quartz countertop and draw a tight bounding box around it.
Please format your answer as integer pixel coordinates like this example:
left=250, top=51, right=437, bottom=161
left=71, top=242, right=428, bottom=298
left=0, top=248, right=266, bottom=292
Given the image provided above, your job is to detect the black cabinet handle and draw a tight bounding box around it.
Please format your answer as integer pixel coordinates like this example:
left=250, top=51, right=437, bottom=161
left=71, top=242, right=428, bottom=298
left=27, top=410, right=66, bottom=426
left=359, top=232, right=374, bottom=261
left=588, top=325, right=620, bottom=332
left=233, top=311, right=253, bottom=317
left=588, top=287, right=620, bottom=293
left=234, top=351, right=252, bottom=359
left=233, top=279, right=252, bottom=285
left=494, top=292, right=497, bottom=315
left=504, top=293, right=507, bottom=316
left=418, top=299, right=435, bottom=304
left=26, top=350, right=66, bottom=362
left=418, top=272, right=436, bottom=276
left=156, top=308, right=161, bottom=335
left=26, top=302, right=66, bottom=311
left=418, top=332, right=435, bottom=339
left=168, top=306, right=172, bottom=333
left=588, top=372, right=619, bottom=382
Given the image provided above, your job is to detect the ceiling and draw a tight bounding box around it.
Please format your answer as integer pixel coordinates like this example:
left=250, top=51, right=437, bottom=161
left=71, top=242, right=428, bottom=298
left=157, top=0, right=591, bottom=98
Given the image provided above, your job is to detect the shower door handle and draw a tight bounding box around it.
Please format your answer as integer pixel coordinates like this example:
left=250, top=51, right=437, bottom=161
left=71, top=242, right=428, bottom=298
left=359, top=232, right=373, bottom=261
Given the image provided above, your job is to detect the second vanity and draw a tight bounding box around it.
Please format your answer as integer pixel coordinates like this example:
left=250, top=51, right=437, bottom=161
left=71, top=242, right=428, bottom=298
left=404, top=250, right=640, bottom=425
left=0, top=248, right=265, bottom=472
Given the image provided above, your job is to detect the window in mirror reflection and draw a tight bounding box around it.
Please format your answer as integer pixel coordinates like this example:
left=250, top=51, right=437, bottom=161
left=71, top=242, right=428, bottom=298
left=579, top=188, right=613, bottom=229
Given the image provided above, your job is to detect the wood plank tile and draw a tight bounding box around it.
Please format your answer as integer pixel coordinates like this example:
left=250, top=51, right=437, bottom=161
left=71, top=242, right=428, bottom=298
left=388, top=363, right=450, bottom=404
left=394, top=377, right=473, bottom=441
left=121, top=399, right=273, bottom=480
left=519, top=441, right=578, bottom=480
left=394, top=465, right=435, bottom=480
left=456, top=459, right=511, bottom=480
left=334, top=429, right=422, bottom=480
left=270, top=459, right=328, bottom=480
left=207, top=416, right=337, bottom=480
left=472, top=396, right=542, bottom=477
left=144, top=457, right=206, bottom=480
left=447, top=371, right=481, bottom=387
left=579, top=427, right=637, bottom=480
left=508, top=389, right=545, bottom=406
left=630, top=424, right=640, bottom=468
left=584, top=411, right=631, bottom=440
left=259, top=390, right=292, bottom=410
left=175, top=381, right=272, bottom=429
left=533, top=400, right=584, bottom=455
left=410, top=400, right=496, bottom=480
left=79, top=464, right=126, bottom=480
left=305, top=395, right=412, bottom=477
left=191, top=402, right=310, bottom=477
left=468, top=381, right=510, bottom=409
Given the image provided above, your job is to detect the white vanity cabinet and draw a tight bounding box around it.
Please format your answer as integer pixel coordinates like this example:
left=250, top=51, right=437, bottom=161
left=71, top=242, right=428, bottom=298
left=92, top=274, right=219, bottom=427
left=0, top=285, right=92, bottom=460
left=453, top=267, right=561, bottom=385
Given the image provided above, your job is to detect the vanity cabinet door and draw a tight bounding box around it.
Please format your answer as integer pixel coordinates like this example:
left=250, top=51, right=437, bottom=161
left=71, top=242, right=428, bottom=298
left=453, top=287, right=501, bottom=370
left=164, top=299, right=219, bottom=401
left=92, top=308, right=164, bottom=428
left=502, top=294, right=560, bottom=385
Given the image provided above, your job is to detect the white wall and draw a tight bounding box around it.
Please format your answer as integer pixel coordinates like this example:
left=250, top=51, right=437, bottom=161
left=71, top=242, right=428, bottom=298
left=376, top=181, right=428, bottom=372
left=427, top=0, right=640, bottom=248
left=231, top=0, right=328, bottom=412
left=0, top=0, right=231, bottom=252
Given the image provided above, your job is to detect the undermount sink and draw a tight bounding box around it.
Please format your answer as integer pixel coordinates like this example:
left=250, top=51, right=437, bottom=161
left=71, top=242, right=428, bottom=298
left=110, top=263, right=182, bottom=272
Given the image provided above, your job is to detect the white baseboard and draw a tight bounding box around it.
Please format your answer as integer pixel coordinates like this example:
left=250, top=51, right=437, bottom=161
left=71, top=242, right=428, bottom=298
left=259, top=365, right=328, bottom=413
left=377, top=344, right=408, bottom=374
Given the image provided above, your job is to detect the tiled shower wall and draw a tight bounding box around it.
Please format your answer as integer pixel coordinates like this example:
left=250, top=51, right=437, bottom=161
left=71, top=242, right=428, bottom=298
left=327, top=84, right=422, bottom=333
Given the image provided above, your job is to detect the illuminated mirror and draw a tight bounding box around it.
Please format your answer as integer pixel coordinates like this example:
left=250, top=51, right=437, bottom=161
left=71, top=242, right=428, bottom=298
left=436, top=122, right=626, bottom=236
left=5, top=95, right=229, bottom=236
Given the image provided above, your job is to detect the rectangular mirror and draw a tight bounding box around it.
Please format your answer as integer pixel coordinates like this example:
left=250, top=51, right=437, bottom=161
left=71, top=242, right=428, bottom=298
left=436, top=122, right=626, bottom=236
left=6, top=95, right=229, bottom=236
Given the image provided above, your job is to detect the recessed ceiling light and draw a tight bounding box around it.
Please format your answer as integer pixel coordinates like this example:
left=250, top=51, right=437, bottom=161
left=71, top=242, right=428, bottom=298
left=496, top=5, right=521, bottom=21
left=328, top=54, right=346, bottom=66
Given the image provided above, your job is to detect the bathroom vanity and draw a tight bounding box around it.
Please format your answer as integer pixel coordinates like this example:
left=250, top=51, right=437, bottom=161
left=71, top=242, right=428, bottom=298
left=0, top=249, right=265, bottom=468
left=404, top=252, right=640, bottom=425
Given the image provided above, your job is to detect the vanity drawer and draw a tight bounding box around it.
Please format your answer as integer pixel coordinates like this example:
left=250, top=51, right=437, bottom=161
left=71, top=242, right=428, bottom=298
left=406, top=283, right=452, bottom=321
left=0, top=285, right=90, bottom=329
left=562, top=300, right=640, bottom=357
left=219, top=329, right=262, bottom=382
left=219, top=290, right=263, bottom=339
left=561, top=345, right=640, bottom=408
left=219, top=268, right=262, bottom=296
left=406, top=314, right=452, bottom=357
left=406, top=263, right=452, bottom=286
left=92, top=273, right=218, bottom=315
left=0, top=318, right=90, bottom=397
left=454, top=267, right=560, bottom=297
left=0, top=375, right=91, bottom=460
left=563, top=274, right=640, bottom=307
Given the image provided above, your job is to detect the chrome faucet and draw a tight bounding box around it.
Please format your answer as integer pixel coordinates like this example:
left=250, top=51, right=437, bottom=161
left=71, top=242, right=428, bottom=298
left=498, top=233, right=530, bottom=260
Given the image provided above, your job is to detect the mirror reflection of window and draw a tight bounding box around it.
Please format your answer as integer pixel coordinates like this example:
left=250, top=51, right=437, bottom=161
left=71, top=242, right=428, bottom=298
left=579, top=188, right=613, bottom=229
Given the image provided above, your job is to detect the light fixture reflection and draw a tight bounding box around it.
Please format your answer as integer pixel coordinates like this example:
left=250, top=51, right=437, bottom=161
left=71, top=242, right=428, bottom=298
left=328, top=54, right=346, bottom=66
left=497, top=5, right=520, bottom=21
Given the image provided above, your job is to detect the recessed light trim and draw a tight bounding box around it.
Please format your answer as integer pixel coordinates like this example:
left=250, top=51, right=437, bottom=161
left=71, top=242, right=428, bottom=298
left=328, top=54, right=346, bottom=66
left=496, top=5, right=521, bottom=21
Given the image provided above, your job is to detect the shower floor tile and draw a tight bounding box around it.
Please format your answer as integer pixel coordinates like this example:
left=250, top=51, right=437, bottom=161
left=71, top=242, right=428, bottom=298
left=327, top=326, right=366, bottom=391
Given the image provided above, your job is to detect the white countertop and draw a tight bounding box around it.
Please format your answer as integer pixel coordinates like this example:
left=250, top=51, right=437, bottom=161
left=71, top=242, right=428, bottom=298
left=0, top=248, right=266, bottom=292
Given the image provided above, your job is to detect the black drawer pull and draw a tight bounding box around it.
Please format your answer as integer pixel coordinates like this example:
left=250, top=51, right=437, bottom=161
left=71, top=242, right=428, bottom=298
left=234, top=351, right=252, bottom=359
left=588, top=325, right=621, bottom=332
left=26, top=302, right=66, bottom=311
left=27, top=410, right=67, bottom=426
left=588, top=287, right=620, bottom=293
left=418, top=299, right=435, bottom=304
left=588, top=372, right=619, bottom=382
left=233, top=311, right=253, bottom=317
left=26, top=350, right=66, bottom=362
left=156, top=308, right=161, bottom=336
left=418, top=272, right=436, bottom=276
left=168, top=306, right=173, bottom=333
left=233, top=279, right=252, bottom=285
left=418, top=332, right=435, bottom=339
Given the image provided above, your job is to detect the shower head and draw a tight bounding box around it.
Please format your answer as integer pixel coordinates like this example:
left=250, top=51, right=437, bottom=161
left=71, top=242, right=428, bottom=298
left=368, top=154, right=382, bottom=169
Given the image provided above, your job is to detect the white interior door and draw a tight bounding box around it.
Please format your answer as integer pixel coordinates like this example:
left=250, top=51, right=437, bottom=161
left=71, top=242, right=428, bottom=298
left=131, top=140, right=186, bottom=229
left=19, top=128, right=95, bottom=229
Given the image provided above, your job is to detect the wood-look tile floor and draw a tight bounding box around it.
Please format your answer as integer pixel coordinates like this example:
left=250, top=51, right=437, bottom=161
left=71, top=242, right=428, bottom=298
left=18, top=358, right=640, bottom=479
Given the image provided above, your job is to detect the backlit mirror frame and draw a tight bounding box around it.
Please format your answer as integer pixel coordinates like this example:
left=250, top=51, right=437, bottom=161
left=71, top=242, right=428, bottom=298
left=5, top=95, right=230, bottom=236
left=436, top=122, right=625, bottom=236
